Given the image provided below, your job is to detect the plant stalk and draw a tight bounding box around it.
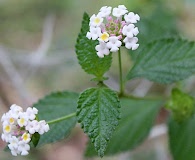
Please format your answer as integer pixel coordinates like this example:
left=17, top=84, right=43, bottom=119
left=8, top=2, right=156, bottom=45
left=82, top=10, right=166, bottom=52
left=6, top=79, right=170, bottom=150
left=118, top=48, right=124, bottom=96
left=47, top=112, right=76, bottom=125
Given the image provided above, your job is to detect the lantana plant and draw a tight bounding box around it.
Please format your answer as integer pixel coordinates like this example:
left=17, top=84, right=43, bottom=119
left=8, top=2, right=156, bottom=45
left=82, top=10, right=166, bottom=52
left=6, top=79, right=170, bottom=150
left=1, top=4, right=195, bottom=159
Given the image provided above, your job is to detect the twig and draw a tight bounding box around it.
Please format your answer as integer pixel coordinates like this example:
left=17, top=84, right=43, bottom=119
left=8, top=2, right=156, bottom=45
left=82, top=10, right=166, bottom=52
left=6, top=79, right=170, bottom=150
left=0, top=47, right=30, bottom=105
left=26, top=14, right=55, bottom=78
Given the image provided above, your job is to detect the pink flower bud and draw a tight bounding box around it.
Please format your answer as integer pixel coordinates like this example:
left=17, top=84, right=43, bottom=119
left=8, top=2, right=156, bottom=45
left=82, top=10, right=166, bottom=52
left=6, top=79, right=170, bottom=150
left=107, top=16, right=113, bottom=22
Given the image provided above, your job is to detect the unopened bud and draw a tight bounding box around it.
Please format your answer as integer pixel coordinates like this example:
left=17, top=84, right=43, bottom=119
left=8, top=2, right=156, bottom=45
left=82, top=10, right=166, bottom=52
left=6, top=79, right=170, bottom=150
left=166, top=88, right=195, bottom=123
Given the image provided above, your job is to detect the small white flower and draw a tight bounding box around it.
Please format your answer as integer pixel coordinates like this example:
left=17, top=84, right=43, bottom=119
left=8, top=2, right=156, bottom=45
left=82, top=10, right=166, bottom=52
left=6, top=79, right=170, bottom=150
left=4, top=112, right=16, bottom=125
left=90, top=14, right=103, bottom=27
left=17, top=112, right=29, bottom=127
left=1, top=133, right=12, bottom=143
left=8, top=117, right=15, bottom=125
left=118, top=5, right=127, bottom=10
left=86, top=32, right=92, bottom=39
left=122, top=24, right=139, bottom=38
left=21, top=132, right=31, bottom=143
left=98, top=32, right=109, bottom=42
left=8, top=136, right=19, bottom=149
left=106, top=36, right=122, bottom=52
left=9, top=144, right=20, bottom=156
left=38, top=120, right=50, bottom=135
left=86, top=27, right=101, bottom=40
left=124, top=12, right=140, bottom=23
left=98, top=6, right=112, bottom=17
left=26, top=107, right=38, bottom=120
left=112, top=5, right=128, bottom=18
left=10, top=104, right=23, bottom=112
left=8, top=136, right=20, bottom=156
left=1, top=113, right=8, bottom=123
left=3, top=122, right=12, bottom=134
left=18, top=141, right=30, bottom=156
left=26, top=120, right=40, bottom=134
left=10, top=104, right=23, bottom=118
left=1, top=113, right=7, bottom=122
left=123, top=37, right=139, bottom=50
left=95, top=42, right=110, bottom=58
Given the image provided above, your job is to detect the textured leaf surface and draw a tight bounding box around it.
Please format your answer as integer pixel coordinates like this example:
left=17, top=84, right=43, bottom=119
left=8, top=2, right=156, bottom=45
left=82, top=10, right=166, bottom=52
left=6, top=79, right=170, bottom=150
left=77, top=87, right=120, bottom=157
left=169, top=115, right=195, bottom=160
left=127, top=39, right=195, bottom=84
left=129, top=4, right=179, bottom=61
left=33, top=91, right=78, bottom=146
left=75, top=12, right=112, bottom=80
left=85, top=98, right=162, bottom=156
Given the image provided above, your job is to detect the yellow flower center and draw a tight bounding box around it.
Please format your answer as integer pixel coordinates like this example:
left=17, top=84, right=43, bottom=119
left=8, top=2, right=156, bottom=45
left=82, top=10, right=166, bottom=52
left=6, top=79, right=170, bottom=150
left=94, top=17, right=101, bottom=24
left=4, top=125, right=11, bottom=133
left=100, top=32, right=109, bottom=41
left=22, top=133, right=29, bottom=141
left=20, top=118, right=25, bottom=125
left=9, top=118, right=14, bottom=124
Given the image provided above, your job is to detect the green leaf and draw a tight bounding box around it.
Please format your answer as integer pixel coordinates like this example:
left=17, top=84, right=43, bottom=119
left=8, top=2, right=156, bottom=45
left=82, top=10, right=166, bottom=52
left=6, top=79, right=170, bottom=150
left=33, top=91, right=78, bottom=147
left=4, top=146, right=10, bottom=152
left=85, top=98, right=162, bottom=157
left=31, top=132, right=40, bottom=147
left=169, top=115, right=195, bottom=160
left=127, top=39, right=195, bottom=84
left=77, top=87, right=120, bottom=157
left=75, top=12, right=112, bottom=80
left=130, top=3, right=179, bottom=61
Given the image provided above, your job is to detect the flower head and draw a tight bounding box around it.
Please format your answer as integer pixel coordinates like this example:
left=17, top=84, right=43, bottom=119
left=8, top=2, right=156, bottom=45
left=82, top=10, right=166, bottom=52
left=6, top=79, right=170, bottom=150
left=86, top=5, right=140, bottom=58
left=1, top=104, right=50, bottom=156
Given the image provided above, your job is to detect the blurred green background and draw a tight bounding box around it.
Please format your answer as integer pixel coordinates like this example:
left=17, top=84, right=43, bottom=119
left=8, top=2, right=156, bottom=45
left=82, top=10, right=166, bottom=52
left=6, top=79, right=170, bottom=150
left=0, top=0, right=195, bottom=160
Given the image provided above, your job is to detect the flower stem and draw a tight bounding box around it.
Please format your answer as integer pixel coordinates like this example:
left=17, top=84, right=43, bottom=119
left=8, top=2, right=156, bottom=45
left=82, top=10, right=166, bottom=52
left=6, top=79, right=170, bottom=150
left=47, top=112, right=76, bottom=125
left=118, top=48, right=124, bottom=96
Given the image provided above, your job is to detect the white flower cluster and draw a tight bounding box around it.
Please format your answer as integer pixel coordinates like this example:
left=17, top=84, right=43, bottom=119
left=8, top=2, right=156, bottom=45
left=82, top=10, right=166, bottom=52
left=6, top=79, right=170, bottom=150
left=1, top=104, right=49, bottom=156
left=86, top=5, right=140, bottom=58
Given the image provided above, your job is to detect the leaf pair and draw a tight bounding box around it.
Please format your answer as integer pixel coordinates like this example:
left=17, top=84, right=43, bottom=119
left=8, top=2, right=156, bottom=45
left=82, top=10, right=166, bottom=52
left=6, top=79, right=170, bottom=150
left=33, top=90, right=162, bottom=158
left=31, top=88, right=120, bottom=158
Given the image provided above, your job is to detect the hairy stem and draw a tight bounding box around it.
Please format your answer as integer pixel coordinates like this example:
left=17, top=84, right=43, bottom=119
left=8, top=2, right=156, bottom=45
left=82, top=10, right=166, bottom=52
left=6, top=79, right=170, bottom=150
left=47, top=112, right=76, bottom=125
left=118, top=48, right=124, bottom=96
